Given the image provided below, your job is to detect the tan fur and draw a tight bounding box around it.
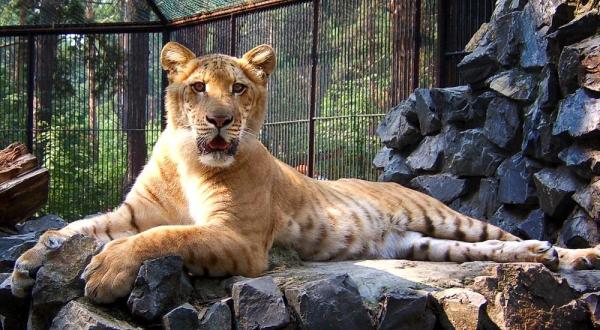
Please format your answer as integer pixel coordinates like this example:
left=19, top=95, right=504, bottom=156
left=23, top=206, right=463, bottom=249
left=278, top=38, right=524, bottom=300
left=11, top=43, right=600, bottom=303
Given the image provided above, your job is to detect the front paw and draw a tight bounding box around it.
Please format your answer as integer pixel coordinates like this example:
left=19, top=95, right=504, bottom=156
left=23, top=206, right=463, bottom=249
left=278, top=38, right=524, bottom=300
left=11, top=230, right=67, bottom=297
left=82, top=237, right=141, bottom=303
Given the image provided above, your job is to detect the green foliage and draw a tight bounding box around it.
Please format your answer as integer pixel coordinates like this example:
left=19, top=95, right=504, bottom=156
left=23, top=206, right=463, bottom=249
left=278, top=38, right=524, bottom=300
left=0, top=0, right=441, bottom=220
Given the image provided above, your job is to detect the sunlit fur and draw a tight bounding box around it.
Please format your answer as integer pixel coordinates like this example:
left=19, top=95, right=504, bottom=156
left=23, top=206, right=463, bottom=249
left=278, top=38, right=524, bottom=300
left=11, top=43, right=600, bottom=304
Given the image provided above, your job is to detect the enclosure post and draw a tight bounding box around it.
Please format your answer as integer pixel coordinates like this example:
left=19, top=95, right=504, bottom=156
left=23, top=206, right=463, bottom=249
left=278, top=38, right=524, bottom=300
left=161, top=30, right=170, bottom=131
left=230, top=15, right=236, bottom=56
left=26, top=34, right=35, bottom=152
left=413, top=0, right=421, bottom=91
left=436, top=0, right=446, bottom=87
left=307, top=0, right=319, bottom=178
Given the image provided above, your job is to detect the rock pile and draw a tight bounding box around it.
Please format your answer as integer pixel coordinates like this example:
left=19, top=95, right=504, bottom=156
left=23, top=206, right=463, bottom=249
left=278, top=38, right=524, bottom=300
left=376, top=0, right=600, bottom=247
left=2, top=215, right=600, bottom=329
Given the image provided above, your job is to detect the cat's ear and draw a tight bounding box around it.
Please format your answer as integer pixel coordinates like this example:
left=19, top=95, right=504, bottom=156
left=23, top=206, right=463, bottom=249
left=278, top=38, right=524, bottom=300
left=160, top=42, right=196, bottom=75
left=241, top=44, right=277, bottom=82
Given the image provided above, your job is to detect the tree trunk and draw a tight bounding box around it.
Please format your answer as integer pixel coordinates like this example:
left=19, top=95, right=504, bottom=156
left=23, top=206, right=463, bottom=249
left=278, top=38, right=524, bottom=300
left=85, top=0, right=99, bottom=159
left=33, top=0, right=59, bottom=161
left=122, top=0, right=149, bottom=194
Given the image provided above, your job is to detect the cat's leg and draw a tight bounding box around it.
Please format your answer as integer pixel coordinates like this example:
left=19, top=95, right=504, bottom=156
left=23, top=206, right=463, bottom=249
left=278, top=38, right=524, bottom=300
left=81, top=223, right=268, bottom=303
left=393, top=231, right=560, bottom=269
left=11, top=191, right=170, bottom=297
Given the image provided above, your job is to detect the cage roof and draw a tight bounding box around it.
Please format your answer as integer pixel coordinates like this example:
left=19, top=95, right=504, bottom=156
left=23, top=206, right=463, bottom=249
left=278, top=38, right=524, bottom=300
left=0, top=0, right=274, bottom=28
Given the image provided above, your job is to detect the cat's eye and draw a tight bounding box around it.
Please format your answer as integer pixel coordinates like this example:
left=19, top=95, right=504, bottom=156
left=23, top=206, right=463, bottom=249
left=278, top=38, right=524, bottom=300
left=191, top=82, right=206, bottom=93
left=232, top=83, right=246, bottom=94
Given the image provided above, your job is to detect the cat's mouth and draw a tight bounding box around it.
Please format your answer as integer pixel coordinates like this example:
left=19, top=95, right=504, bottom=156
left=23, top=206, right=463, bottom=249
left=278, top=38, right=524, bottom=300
left=197, top=135, right=239, bottom=155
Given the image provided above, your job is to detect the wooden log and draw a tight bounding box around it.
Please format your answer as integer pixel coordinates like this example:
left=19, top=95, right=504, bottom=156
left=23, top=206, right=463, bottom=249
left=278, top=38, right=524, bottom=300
left=0, top=143, right=49, bottom=227
left=0, top=168, right=49, bottom=227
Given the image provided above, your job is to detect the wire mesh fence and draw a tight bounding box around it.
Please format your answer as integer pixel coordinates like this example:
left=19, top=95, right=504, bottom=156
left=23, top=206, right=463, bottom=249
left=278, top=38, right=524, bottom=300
left=0, top=0, right=492, bottom=220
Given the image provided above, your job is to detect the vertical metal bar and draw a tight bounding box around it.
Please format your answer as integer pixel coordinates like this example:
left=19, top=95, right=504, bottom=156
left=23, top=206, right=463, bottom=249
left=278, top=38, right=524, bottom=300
left=161, top=29, right=170, bottom=130
left=26, top=34, right=35, bottom=152
left=307, top=0, right=319, bottom=178
left=230, top=14, right=236, bottom=56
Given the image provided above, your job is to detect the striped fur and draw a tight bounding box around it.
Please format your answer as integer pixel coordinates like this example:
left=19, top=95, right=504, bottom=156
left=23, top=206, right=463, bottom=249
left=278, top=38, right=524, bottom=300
left=11, top=43, right=600, bottom=303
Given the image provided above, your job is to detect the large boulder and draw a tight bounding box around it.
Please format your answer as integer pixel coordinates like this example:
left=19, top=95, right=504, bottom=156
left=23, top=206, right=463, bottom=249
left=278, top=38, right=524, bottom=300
left=379, top=152, right=414, bottom=185
left=484, top=96, right=522, bottom=150
left=444, top=129, right=506, bottom=177
left=558, top=35, right=600, bottom=94
left=409, top=174, right=467, bottom=203
left=0, top=231, right=39, bottom=272
left=29, top=235, right=98, bottom=330
left=16, top=214, right=67, bottom=234
left=558, top=208, right=600, bottom=249
left=553, top=88, right=600, bottom=139
left=377, top=289, right=435, bottom=330
left=559, top=145, right=600, bottom=179
left=432, top=288, right=493, bottom=330
left=127, top=256, right=193, bottom=321
left=284, top=274, right=372, bottom=330
left=231, top=276, right=290, bottom=330
left=487, top=70, right=538, bottom=103
left=572, top=180, right=600, bottom=219
left=406, top=134, right=444, bottom=172
left=471, top=263, right=589, bottom=329
left=50, top=299, right=140, bottom=330
left=522, top=99, right=566, bottom=163
left=496, top=153, right=543, bottom=206
left=376, top=98, right=421, bottom=151
left=533, top=167, right=584, bottom=219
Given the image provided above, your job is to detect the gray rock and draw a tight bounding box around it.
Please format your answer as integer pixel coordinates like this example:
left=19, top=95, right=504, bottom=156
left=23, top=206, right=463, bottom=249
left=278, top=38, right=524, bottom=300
left=484, top=96, right=521, bottom=150
left=522, top=99, right=566, bottom=163
left=444, top=129, right=506, bottom=177
left=496, top=153, right=543, bottom=206
left=16, top=214, right=67, bottom=234
left=519, top=4, right=551, bottom=68
left=409, top=174, right=467, bottom=203
left=582, top=292, right=600, bottom=327
left=538, top=65, right=560, bottom=111
left=372, top=147, right=393, bottom=169
left=379, top=152, right=413, bottom=185
left=162, top=303, right=200, bottom=330
left=232, top=276, right=289, bottom=330
left=559, top=145, right=600, bottom=179
left=516, top=209, right=547, bottom=240
left=533, top=167, right=584, bottom=219
left=496, top=11, right=522, bottom=67
left=547, top=9, right=600, bottom=48
left=558, top=208, right=600, bottom=249
left=284, top=274, right=372, bottom=330
left=572, top=180, right=600, bottom=219
left=471, top=263, right=587, bottom=329
left=559, top=35, right=600, bottom=94
left=0, top=231, right=38, bottom=272
left=127, top=256, right=193, bottom=321
left=0, top=273, right=27, bottom=328
left=450, top=178, right=500, bottom=220
left=487, top=69, right=538, bottom=103
left=50, top=299, right=140, bottom=330
left=432, top=288, right=491, bottom=330
left=377, top=289, right=435, bottom=330
left=199, top=301, right=232, bottom=330
left=528, top=0, right=574, bottom=31
left=29, top=235, right=98, bottom=330
left=406, top=134, right=444, bottom=172
left=454, top=90, right=495, bottom=127
left=553, top=88, right=600, bottom=139
left=458, top=27, right=499, bottom=84
left=414, top=88, right=442, bottom=135
left=376, top=98, right=421, bottom=151
left=489, top=205, right=528, bottom=236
